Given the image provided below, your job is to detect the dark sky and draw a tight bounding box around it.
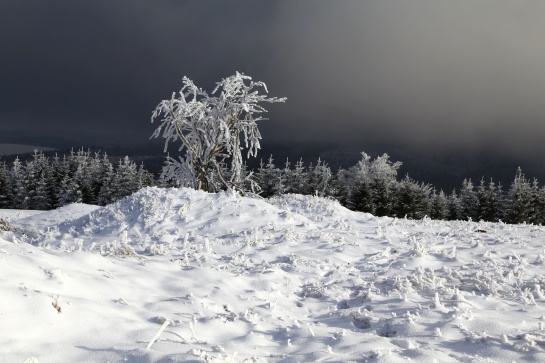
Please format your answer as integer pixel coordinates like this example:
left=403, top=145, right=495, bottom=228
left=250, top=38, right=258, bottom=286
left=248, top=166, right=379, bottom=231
left=3, top=1, right=545, bottom=159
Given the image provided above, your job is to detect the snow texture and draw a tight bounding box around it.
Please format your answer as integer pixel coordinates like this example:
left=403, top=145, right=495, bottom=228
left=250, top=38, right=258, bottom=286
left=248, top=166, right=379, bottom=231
left=2, top=187, right=545, bottom=362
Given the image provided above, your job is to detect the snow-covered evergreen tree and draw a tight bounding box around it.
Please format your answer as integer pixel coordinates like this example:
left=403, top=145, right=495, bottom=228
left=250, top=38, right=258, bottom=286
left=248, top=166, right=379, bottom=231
left=447, top=189, right=461, bottom=220
left=430, top=189, right=449, bottom=220
left=50, top=154, right=68, bottom=207
left=327, top=168, right=350, bottom=205
left=56, top=177, right=82, bottom=206
left=97, top=158, right=116, bottom=206
left=350, top=178, right=375, bottom=214
left=25, top=151, right=53, bottom=210
left=10, top=158, right=27, bottom=209
left=151, top=72, right=286, bottom=192
left=255, top=156, right=283, bottom=197
left=344, top=152, right=401, bottom=216
left=371, top=178, right=392, bottom=217
left=393, top=176, right=431, bottom=219
left=477, top=179, right=503, bottom=222
left=459, top=178, right=479, bottom=221
left=33, top=173, right=52, bottom=210
left=110, top=157, right=140, bottom=202
left=284, top=159, right=307, bottom=195
left=137, top=162, right=155, bottom=189
left=505, top=167, right=533, bottom=224
left=86, top=152, right=104, bottom=204
left=0, top=161, right=13, bottom=208
left=304, top=158, right=331, bottom=197
left=532, top=185, right=545, bottom=225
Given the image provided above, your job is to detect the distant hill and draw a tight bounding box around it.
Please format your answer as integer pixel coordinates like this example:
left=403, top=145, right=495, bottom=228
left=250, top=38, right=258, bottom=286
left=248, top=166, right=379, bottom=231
left=0, top=144, right=55, bottom=156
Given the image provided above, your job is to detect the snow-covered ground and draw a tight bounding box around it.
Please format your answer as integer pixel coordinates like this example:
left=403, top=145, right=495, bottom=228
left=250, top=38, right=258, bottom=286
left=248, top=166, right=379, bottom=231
left=1, top=187, right=545, bottom=362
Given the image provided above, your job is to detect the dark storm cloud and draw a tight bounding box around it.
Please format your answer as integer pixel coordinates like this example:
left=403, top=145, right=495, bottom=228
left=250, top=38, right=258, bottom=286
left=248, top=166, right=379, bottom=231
left=267, top=1, right=545, bottom=156
left=0, top=1, right=282, bottom=143
left=2, top=1, right=545, bottom=157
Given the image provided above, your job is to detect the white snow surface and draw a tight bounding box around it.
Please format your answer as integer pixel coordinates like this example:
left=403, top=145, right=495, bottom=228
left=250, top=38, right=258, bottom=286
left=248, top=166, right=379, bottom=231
left=2, top=187, right=545, bottom=362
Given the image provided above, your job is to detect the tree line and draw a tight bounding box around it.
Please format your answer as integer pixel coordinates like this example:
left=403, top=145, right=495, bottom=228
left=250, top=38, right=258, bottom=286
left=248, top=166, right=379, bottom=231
left=0, top=149, right=155, bottom=210
left=248, top=152, right=545, bottom=225
left=0, top=148, right=543, bottom=225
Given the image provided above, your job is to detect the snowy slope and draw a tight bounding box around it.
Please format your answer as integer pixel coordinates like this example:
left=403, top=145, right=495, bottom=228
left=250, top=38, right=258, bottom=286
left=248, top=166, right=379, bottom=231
left=1, top=187, right=545, bottom=362
left=0, top=209, right=45, bottom=223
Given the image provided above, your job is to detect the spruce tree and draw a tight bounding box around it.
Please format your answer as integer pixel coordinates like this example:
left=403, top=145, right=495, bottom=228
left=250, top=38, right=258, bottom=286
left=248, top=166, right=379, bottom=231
left=459, top=178, right=479, bottom=221
left=33, top=174, right=52, bottom=210
left=371, top=178, right=392, bottom=217
left=111, top=157, right=139, bottom=202
left=430, top=189, right=449, bottom=220
left=328, top=168, right=350, bottom=206
left=0, top=161, right=13, bottom=208
left=506, top=167, right=533, bottom=224
left=285, top=159, right=307, bottom=195
left=351, top=179, right=375, bottom=214
left=56, top=177, right=82, bottom=206
left=24, top=151, right=53, bottom=210
left=477, top=179, right=503, bottom=222
left=10, top=158, right=27, bottom=209
left=255, top=156, right=281, bottom=197
left=393, top=177, right=431, bottom=219
left=447, top=189, right=461, bottom=220
left=305, top=158, right=331, bottom=197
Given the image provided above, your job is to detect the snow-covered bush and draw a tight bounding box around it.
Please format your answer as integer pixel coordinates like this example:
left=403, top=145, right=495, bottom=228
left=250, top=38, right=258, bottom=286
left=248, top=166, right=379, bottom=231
left=151, top=72, right=286, bottom=193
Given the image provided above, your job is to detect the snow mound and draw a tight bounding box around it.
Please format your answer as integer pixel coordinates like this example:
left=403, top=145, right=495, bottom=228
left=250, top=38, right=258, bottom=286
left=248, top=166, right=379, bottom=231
left=0, top=209, right=45, bottom=223
left=2, top=187, right=545, bottom=362
left=32, top=187, right=316, bottom=252
left=12, top=203, right=100, bottom=232
left=270, top=193, right=375, bottom=224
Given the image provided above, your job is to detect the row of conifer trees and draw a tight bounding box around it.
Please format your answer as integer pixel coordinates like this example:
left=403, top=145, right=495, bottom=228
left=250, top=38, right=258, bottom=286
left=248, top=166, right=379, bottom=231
left=251, top=153, right=545, bottom=225
left=1, top=149, right=544, bottom=225
left=0, top=149, right=155, bottom=210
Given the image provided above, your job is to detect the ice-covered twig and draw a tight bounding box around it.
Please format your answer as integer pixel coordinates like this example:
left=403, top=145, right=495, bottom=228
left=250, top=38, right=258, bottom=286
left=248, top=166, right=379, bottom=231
left=147, top=320, right=170, bottom=349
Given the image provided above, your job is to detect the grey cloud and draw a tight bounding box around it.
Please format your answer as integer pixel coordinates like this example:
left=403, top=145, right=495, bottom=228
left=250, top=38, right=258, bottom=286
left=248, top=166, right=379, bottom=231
left=2, top=1, right=545, bottom=158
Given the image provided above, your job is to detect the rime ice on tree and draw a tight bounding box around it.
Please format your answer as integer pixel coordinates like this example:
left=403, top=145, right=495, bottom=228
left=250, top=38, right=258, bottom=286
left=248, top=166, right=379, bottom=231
left=151, top=72, right=286, bottom=192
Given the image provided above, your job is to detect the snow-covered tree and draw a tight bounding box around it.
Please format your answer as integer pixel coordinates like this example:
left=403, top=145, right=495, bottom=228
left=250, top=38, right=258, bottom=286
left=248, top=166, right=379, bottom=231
left=505, top=167, right=533, bottom=224
left=10, top=158, right=27, bottom=209
left=0, top=161, right=13, bottom=208
left=110, top=157, right=139, bottom=202
left=344, top=152, right=401, bottom=216
left=304, top=158, right=332, bottom=197
left=56, top=176, right=82, bottom=206
left=528, top=179, right=544, bottom=225
left=447, top=189, right=462, bottom=220
left=137, top=162, right=156, bottom=189
left=25, top=151, right=53, bottom=210
left=459, top=178, right=479, bottom=221
left=477, top=179, right=503, bottom=222
left=151, top=72, right=286, bottom=192
left=32, top=173, right=52, bottom=210
left=284, top=159, right=307, bottom=195
left=97, top=159, right=115, bottom=206
left=255, top=156, right=282, bottom=197
left=350, top=178, right=375, bottom=214
left=392, top=176, right=431, bottom=219
left=532, top=185, right=545, bottom=225
left=327, top=167, right=350, bottom=205
left=430, top=189, right=449, bottom=220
